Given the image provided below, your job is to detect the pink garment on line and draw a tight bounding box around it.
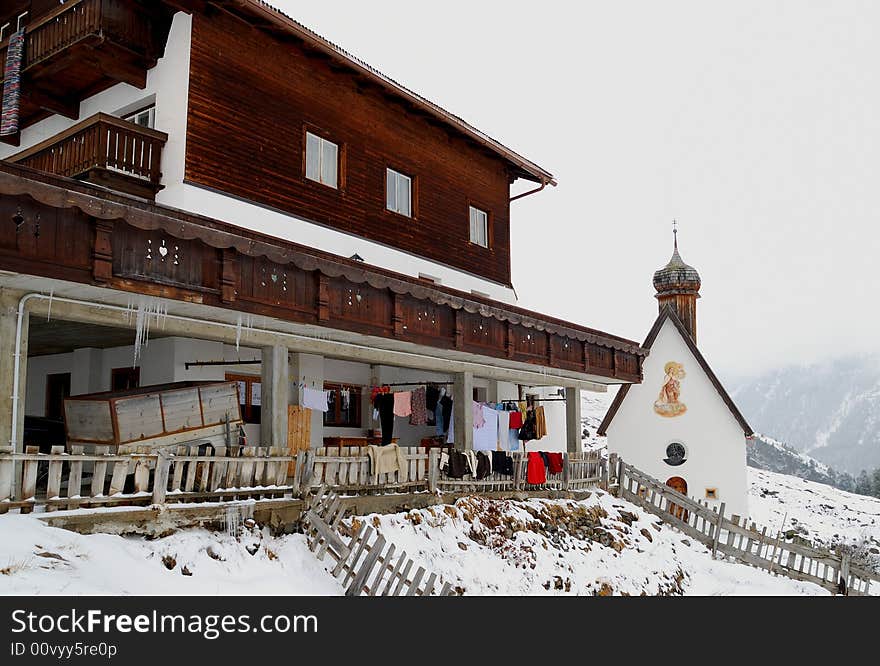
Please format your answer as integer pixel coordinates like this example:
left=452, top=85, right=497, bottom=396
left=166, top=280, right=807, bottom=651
left=393, top=391, right=412, bottom=417
left=473, top=401, right=486, bottom=428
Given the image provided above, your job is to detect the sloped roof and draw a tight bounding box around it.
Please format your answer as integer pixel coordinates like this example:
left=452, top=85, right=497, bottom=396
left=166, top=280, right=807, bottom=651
left=597, top=305, right=753, bottom=436
left=213, top=0, right=556, bottom=185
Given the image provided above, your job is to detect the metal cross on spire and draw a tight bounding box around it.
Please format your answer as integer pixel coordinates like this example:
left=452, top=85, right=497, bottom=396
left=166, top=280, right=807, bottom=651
left=673, top=219, right=678, bottom=251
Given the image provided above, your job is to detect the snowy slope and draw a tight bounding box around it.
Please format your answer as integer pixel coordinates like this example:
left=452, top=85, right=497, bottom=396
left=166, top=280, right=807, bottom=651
left=0, top=516, right=342, bottom=596
left=347, top=493, right=825, bottom=596
left=748, top=467, right=880, bottom=551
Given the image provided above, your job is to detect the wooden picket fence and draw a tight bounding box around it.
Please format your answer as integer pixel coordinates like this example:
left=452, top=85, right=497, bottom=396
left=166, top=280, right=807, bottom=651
left=618, top=461, right=880, bottom=596
left=0, top=444, right=606, bottom=515
left=0, top=444, right=296, bottom=513
left=299, top=447, right=431, bottom=495
left=301, top=485, right=455, bottom=596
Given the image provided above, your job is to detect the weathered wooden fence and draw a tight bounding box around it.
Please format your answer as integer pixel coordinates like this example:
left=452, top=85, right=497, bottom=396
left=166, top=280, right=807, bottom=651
left=618, top=461, right=879, bottom=596
left=302, top=486, right=455, bottom=596
left=0, top=445, right=606, bottom=514
left=429, top=450, right=604, bottom=494
left=0, top=444, right=296, bottom=513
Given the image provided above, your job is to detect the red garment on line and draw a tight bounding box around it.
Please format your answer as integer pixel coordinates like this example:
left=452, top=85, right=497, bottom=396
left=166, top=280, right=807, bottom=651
left=527, top=452, right=546, bottom=485
left=547, top=452, right=564, bottom=474
left=508, top=411, right=523, bottom=429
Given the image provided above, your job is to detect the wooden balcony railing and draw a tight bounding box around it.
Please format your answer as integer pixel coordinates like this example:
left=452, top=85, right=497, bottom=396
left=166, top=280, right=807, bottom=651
left=0, top=0, right=173, bottom=135
left=6, top=112, right=168, bottom=199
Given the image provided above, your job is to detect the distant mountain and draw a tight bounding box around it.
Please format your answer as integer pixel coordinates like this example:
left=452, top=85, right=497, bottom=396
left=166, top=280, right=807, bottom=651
left=747, top=434, right=855, bottom=492
left=731, top=355, right=880, bottom=476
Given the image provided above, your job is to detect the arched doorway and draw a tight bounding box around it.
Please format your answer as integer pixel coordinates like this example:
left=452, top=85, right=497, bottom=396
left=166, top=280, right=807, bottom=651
left=665, top=476, right=689, bottom=521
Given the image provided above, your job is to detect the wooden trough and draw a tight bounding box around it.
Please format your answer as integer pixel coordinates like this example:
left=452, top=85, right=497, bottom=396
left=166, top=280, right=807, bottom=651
left=63, top=381, right=243, bottom=453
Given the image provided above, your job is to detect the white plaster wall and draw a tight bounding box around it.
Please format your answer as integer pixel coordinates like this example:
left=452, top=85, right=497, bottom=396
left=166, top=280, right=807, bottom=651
left=25, top=353, right=73, bottom=417
left=605, top=319, right=749, bottom=517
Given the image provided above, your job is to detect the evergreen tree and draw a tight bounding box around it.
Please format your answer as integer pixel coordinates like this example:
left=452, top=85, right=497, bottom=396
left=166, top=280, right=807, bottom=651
left=872, top=468, right=880, bottom=498
left=855, top=470, right=872, bottom=496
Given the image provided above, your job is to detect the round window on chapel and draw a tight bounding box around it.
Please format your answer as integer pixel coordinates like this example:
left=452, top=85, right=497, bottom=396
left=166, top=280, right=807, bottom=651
left=664, top=442, right=687, bottom=467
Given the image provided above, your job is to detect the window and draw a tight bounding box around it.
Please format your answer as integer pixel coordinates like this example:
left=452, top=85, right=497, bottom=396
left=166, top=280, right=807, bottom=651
left=227, top=374, right=261, bottom=425
left=469, top=206, right=489, bottom=247
left=124, top=105, right=155, bottom=129
left=305, top=131, right=338, bottom=188
left=111, top=367, right=140, bottom=392
left=705, top=488, right=718, bottom=500
left=386, top=168, right=412, bottom=217
left=324, top=383, right=361, bottom=428
left=664, top=442, right=687, bottom=467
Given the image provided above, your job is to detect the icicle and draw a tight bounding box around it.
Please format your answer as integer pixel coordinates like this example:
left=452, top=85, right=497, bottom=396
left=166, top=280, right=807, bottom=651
left=45, top=289, right=54, bottom=321
left=235, top=314, right=243, bottom=351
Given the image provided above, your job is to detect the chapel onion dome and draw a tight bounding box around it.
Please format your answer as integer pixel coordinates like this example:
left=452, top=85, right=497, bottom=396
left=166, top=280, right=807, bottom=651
left=653, top=241, right=701, bottom=294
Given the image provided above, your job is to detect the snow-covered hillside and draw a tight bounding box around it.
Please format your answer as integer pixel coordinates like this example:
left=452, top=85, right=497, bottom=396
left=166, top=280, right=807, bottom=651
left=748, top=467, right=880, bottom=553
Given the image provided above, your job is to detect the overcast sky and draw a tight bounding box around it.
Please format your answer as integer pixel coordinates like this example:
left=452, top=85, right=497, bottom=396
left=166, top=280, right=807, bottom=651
left=273, top=0, right=880, bottom=379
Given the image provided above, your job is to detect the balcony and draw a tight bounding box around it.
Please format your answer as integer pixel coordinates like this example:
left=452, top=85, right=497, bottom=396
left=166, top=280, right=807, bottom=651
left=0, top=0, right=174, bottom=141
left=6, top=112, right=167, bottom=199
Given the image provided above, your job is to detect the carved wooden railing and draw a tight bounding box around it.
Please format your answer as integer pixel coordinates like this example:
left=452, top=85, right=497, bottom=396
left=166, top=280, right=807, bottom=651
left=7, top=113, right=167, bottom=193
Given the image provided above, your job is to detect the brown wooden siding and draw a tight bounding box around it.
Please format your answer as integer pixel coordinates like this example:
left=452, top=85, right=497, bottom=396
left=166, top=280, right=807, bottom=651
left=0, top=166, right=644, bottom=383
left=185, top=10, right=513, bottom=286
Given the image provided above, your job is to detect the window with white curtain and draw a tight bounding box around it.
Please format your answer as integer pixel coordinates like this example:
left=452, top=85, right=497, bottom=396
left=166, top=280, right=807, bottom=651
left=305, top=131, right=339, bottom=188
left=386, top=168, right=412, bottom=217
left=469, top=205, right=489, bottom=247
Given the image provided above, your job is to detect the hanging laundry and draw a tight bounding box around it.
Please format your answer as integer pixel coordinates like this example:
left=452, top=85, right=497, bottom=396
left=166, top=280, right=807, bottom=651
left=518, top=409, right=538, bottom=441
left=492, top=450, right=514, bottom=476
left=508, top=428, right=521, bottom=451
left=496, top=410, right=510, bottom=451
left=444, top=450, right=467, bottom=479
left=302, top=387, right=330, bottom=412
left=409, top=386, right=427, bottom=425
left=527, top=452, right=547, bottom=485
left=547, top=452, right=564, bottom=474
left=425, top=386, right=441, bottom=412
left=473, top=401, right=486, bottom=428
left=535, top=406, right=548, bottom=440
left=373, top=393, right=395, bottom=445
left=440, top=395, right=453, bottom=435
left=508, top=410, right=523, bottom=430
left=476, top=452, right=492, bottom=480
left=473, top=405, right=499, bottom=451
left=393, top=391, right=412, bottom=417
left=434, top=402, right=445, bottom=436
left=463, top=450, right=478, bottom=476
left=366, top=444, right=407, bottom=485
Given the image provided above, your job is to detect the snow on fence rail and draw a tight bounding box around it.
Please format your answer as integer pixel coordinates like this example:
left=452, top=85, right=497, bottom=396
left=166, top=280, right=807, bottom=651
left=618, top=460, right=879, bottom=596
left=0, top=444, right=296, bottom=513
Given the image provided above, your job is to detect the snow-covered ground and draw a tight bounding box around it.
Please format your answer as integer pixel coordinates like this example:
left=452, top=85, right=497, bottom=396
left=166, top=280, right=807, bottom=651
left=748, top=466, right=880, bottom=550
left=0, top=516, right=341, bottom=595
left=2, top=441, right=876, bottom=596
left=346, top=493, right=825, bottom=596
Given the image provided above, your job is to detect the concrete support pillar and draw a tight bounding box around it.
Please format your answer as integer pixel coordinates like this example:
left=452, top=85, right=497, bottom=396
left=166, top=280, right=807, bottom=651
left=565, top=386, right=582, bottom=454
left=453, top=371, right=474, bottom=451
left=260, top=345, right=289, bottom=449
left=71, top=348, right=104, bottom=396
left=0, top=290, right=27, bottom=454
left=290, top=352, right=324, bottom=449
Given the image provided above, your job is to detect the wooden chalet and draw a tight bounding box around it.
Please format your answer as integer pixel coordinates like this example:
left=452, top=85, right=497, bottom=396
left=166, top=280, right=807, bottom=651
left=0, top=1, right=647, bottom=504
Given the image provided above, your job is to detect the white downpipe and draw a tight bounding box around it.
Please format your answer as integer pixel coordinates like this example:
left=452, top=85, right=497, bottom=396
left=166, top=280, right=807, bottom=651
left=10, top=292, right=604, bottom=449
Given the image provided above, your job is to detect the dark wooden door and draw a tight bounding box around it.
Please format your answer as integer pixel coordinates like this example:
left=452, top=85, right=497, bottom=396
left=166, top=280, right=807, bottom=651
left=45, top=372, right=71, bottom=420
left=666, top=476, right=689, bottom=522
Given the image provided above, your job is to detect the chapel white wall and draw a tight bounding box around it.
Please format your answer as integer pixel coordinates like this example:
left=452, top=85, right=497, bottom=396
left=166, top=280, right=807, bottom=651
left=605, top=319, right=749, bottom=517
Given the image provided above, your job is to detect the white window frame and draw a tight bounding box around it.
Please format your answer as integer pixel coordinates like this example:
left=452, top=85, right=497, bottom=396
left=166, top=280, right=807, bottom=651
left=124, top=105, right=156, bottom=129
left=386, top=168, right=412, bottom=217
left=305, top=131, right=339, bottom=189
left=469, top=205, right=489, bottom=248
